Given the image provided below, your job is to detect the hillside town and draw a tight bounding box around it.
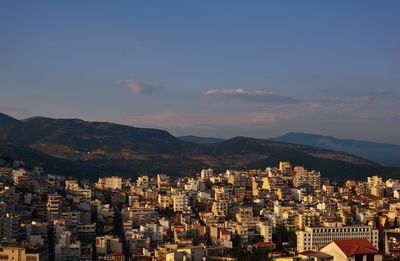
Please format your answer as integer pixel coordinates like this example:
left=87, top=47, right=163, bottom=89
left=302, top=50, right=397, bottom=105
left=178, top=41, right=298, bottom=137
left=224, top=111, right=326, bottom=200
left=0, top=159, right=399, bottom=261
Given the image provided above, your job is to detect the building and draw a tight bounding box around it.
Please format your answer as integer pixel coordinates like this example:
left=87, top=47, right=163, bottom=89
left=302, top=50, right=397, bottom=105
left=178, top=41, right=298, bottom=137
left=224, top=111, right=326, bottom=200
left=65, top=179, right=79, bottom=191
left=279, top=161, right=292, bottom=174
left=296, top=223, right=379, bottom=252
left=200, top=168, right=213, bottom=179
left=47, top=194, right=63, bottom=221
left=96, top=235, right=123, bottom=257
left=257, top=222, right=273, bottom=243
left=0, top=242, right=49, bottom=261
left=383, top=228, right=400, bottom=257
left=293, top=168, right=321, bottom=189
left=55, top=231, right=82, bottom=261
left=97, top=177, right=122, bottom=190
left=157, top=174, right=170, bottom=191
left=320, top=239, right=382, bottom=261
left=173, top=194, right=190, bottom=212
left=0, top=213, right=21, bottom=241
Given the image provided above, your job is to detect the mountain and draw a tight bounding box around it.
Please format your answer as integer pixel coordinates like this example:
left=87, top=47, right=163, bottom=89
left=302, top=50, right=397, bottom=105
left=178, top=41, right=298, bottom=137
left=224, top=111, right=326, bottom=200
left=0, top=113, right=20, bottom=139
left=272, top=132, right=400, bottom=167
left=179, top=135, right=225, bottom=144
left=0, top=113, right=398, bottom=180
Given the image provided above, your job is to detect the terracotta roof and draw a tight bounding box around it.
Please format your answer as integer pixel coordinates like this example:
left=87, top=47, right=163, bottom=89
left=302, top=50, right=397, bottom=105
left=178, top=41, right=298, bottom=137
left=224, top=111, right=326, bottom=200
left=255, top=241, right=276, bottom=247
left=330, top=239, right=379, bottom=257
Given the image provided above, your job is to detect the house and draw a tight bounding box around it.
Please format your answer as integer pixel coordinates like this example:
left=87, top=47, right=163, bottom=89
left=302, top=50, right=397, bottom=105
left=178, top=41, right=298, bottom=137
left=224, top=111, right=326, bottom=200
left=320, top=239, right=382, bottom=261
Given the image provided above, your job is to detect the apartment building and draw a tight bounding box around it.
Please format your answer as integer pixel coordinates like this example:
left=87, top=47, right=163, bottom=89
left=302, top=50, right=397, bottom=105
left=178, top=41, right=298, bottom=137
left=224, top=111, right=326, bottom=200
left=296, top=222, right=379, bottom=252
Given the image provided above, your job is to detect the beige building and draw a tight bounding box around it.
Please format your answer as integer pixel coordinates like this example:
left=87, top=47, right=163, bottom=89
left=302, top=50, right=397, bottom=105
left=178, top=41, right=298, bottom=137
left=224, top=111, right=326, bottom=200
left=0, top=243, right=48, bottom=261
left=173, top=194, right=190, bottom=212
left=293, top=169, right=321, bottom=189
left=97, top=176, right=122, bottom=190
left=296, top=223, right=378, bottom=252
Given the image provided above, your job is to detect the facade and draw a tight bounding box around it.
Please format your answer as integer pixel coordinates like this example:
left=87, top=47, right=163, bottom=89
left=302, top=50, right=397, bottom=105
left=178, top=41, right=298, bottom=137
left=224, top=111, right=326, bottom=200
left=293, top=169, right=321, bottom=189
left=296, top=223, right=379, bottom=252
left=383, top=228, right=400, bottom=257
left=173, top=194, right=190, bottom=212
left=47, top=194, right=62, bottom=221
left=0, top=243, right=49, bottom=261
left=97, top=177, right=122, bottom=190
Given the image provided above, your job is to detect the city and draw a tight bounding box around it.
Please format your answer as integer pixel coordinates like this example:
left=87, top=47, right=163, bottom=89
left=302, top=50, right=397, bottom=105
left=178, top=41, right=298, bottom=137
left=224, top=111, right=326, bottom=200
left=0, top=159, right=399, bottom=260
left=1, top=1, right=400, bottom=261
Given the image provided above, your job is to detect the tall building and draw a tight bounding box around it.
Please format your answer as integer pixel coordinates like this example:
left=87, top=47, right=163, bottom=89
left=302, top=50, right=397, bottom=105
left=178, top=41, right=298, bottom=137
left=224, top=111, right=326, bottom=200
left=47, top=194, right=63, bottom=222
left=296, top=223, right=379, bottom=252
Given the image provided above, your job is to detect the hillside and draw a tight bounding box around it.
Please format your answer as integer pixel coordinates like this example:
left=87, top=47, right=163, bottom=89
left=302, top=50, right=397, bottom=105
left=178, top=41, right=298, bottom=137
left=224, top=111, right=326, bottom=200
left=272, top=132, right=400, bottom=167
left=0, top=113, right=398, bottom=180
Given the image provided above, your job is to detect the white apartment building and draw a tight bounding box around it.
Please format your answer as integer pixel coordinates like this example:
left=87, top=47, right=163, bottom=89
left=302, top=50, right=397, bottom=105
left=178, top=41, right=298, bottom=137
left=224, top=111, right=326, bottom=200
left=296, top=222, right=379, bottom=252
left=173, top=194, right=190, bottom=212
left=201, top=168, right=213, bottom=179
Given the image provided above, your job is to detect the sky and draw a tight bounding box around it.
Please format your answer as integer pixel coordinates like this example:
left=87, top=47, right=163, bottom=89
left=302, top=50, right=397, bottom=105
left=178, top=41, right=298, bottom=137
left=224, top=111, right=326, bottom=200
left=1, top=1, right=400, bottom=143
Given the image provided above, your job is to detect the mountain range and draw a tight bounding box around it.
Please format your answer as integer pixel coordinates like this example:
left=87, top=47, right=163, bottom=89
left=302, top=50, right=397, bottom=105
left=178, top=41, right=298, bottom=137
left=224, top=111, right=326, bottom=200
left=272, top=133, right=400, bottom=167
left=178, top=133, right=400, bottom=168
left=0, top=112, right=398, bottom=180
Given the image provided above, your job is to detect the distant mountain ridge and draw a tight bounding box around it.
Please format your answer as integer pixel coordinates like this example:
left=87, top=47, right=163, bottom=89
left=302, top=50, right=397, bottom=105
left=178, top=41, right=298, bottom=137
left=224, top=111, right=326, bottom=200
left=179, top=135, right=225, bottom=144
left=0, top=113, right=398, bottom=180
left=272, top=132, right=400, bottom=167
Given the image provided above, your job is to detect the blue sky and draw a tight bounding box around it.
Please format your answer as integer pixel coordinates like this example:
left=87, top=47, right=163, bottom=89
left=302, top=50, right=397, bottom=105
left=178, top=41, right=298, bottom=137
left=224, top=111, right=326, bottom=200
left=1, top=1, right=400, bottom=143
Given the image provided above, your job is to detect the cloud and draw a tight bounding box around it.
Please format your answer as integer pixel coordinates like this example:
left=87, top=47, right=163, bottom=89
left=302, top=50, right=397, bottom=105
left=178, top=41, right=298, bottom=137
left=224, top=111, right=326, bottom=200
left=113, top=80, right=162, bottom=95
left=205, top=88, right=297, bottom=103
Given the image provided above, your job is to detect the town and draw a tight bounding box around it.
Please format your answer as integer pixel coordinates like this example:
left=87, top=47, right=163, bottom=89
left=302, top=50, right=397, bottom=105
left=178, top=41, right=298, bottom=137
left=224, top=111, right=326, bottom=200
left=0, top=160, right=398, bottom=261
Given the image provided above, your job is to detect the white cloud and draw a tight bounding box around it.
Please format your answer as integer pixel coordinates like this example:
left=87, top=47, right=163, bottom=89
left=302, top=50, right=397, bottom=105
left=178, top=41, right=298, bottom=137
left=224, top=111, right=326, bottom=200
left=205, top=88, right=297, bottom=103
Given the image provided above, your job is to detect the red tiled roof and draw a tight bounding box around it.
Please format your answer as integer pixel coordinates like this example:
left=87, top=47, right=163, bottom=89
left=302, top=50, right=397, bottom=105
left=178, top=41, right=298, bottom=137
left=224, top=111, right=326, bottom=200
left=331, top=239, right=379, bottom=257
left=255, top=241, right=276, bottom=247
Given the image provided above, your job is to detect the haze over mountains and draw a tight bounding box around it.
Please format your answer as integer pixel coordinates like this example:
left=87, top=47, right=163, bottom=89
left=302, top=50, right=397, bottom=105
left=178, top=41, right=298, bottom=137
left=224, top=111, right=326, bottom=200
left=272, top=133, right=400, bottom=167
left=0, top=112, right=398, bottom=180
